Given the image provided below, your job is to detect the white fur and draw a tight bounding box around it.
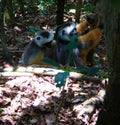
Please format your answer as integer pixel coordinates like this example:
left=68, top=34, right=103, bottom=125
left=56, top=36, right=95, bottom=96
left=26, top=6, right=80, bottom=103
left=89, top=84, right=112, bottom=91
left=58, top=22, right=76, bottom=41
left=34, top=30, right=54, bottom=47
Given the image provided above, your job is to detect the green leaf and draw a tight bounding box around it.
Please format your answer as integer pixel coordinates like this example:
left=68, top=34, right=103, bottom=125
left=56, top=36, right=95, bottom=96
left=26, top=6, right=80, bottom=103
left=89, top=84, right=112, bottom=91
left=65, top=34, right=78, bottom=51
left=42, top=57, right=61, bottom=68
left=64, top=34, right=79, bottom=66
left=97, top=71, right=109, bottom=78
left=0, top=108, right=3, bottom=112
left=55, top=72, right=70, bottom=87
left=76, top=65, right=89, bottom=72
left=82, top=2, right=95, bottom=13
left=28, top=25, right=35, bottom=33
left=76, top=65, right=100, bottom=75
left=87, top=66, right=100, bottom=75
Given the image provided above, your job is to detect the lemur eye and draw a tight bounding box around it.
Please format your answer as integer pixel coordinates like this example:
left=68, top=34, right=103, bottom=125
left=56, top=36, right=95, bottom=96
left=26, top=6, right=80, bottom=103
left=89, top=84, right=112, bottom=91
left=36, top=36, right=41, bottom=40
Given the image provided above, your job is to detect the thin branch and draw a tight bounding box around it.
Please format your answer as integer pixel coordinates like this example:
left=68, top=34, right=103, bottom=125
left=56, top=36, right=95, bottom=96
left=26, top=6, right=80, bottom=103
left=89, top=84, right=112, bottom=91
left=0, top=66, right=108, bottom=84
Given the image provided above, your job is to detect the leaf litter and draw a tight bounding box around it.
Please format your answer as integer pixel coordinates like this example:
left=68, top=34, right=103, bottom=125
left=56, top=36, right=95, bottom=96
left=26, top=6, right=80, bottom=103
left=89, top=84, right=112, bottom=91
left=0, top=71, right=106, bottom=125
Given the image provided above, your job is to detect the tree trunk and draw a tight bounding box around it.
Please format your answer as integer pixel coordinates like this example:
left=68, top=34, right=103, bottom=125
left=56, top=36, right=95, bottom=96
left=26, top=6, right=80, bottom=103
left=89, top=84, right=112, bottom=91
left=0, top=0, right=14, bottom=65
left=96, top=1, right=120, bottom=125
left=75, top=0, right=82, bottom=23
left=6, top=0, right=15, bottom=25
left=56, top=0, right=66, bottom=27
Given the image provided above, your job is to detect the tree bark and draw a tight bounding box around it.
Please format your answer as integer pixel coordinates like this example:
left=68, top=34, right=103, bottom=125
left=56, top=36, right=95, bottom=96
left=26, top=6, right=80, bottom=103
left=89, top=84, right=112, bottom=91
left=0, top=0, right=14, bottom=65
left=56, top=0, right=66, bottom=27
left=96, top=0, right=120, bottom=125
left=6, top=0, right=15, bottom=25
left=75, top=0, right=82, bottom=23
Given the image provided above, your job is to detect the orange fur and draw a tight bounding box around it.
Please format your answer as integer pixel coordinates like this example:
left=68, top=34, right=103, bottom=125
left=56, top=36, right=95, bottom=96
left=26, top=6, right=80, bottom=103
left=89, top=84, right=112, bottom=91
left=76, top=13, right=100, bottom=35
left=77, top=28, right=102, bottom=65
left=76, top=21, right=89, bottom=35
left=29, top=52, right=45, bottom=65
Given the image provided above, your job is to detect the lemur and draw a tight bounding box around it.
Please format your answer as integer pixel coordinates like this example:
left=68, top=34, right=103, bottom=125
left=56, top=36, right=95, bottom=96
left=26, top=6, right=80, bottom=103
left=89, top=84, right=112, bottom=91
left=55, top=22, right=82, bottom=67
left=55, top=20, right=102, bottom=67
left=76, top=13, right=102, bottom=65
left=76, top=13, right=100, bottom=35
left=77, top=26, right=102, bottom=65
left=21, top=30, right=54, bottom=66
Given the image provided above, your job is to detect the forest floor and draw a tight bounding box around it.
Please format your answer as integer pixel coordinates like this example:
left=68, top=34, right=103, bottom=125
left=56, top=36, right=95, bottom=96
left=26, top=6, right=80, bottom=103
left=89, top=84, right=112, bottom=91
left=0, top=11, right=108, bottom=125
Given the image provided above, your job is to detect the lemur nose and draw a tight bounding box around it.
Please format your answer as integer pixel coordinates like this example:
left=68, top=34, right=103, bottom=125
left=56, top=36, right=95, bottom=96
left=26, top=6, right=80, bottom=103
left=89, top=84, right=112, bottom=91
left=36, top=36, right=41, bottom=40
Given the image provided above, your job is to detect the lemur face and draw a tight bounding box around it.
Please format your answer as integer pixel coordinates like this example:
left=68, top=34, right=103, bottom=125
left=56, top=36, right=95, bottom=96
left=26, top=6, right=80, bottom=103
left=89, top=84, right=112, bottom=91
left=34, top=30, right=54, bottom=47
left=57, top=22, right=77, bottom=42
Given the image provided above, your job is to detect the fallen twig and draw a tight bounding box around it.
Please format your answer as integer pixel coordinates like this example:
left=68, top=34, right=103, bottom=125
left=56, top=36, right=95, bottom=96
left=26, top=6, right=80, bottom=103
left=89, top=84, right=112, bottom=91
left=0, top=66, right=108, bottom=83
left=0, top=72, right=33, bottom=77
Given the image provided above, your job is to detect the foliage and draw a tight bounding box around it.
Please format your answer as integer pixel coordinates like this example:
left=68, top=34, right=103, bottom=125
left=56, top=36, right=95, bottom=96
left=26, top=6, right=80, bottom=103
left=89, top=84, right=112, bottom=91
left=64, top=1, right=76, bottom=12
left=28, top=25, right=36, bottom=33
left=28, top=25, right=41, bottom=33
left=55, top=71, right=69, bottom=87
left=37, top=0, right=55, bottom=9
left=0, top=108, right=3, bottom=112
left=65, top=34, right=79, bottom=67
left=97, top=70, right=109, bottom=78
left=12, top=0, right=38, bottom=13
left=37, top=0, right=56, bottom=15
left=76, top=65, right=100, bottom=75
left=81, top=2, right=95, bottom=13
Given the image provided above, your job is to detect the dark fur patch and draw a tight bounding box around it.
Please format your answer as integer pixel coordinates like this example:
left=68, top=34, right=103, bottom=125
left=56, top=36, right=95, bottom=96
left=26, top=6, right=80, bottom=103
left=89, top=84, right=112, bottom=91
left=41, top=31, right=50, bottom=38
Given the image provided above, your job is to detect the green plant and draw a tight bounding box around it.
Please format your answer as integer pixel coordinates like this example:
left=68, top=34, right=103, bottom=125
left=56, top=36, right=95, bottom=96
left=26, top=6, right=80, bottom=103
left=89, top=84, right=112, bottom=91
left=97, top=70, right=109, bottom=78
left=81, top=2, right=95, bottom=13
left=37, top=0, right=56, bottom=14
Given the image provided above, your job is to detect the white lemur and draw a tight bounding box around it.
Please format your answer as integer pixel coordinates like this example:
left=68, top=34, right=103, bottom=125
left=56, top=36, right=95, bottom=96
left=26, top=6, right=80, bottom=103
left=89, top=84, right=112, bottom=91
left=55, top=21, right=102, bottom=67
left=55, top=22, right=82, bottom=67
left=21, top=30, right=54, bottom=66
